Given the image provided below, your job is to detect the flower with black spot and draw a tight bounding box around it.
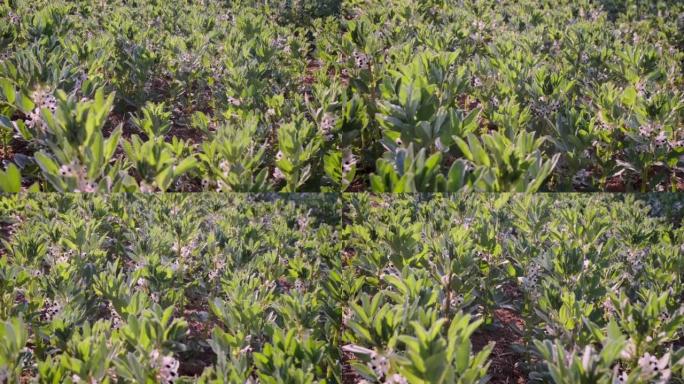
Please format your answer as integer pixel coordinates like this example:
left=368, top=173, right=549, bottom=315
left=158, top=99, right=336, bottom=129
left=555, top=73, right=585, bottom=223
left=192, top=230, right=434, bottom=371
left=352, top=51, right=369, bottom=69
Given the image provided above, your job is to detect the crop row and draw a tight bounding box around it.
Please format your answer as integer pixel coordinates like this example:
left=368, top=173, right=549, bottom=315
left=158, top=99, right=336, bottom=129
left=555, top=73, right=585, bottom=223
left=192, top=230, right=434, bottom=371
left=340, top=194, right=684, bottom=383
left=0, top=193, right=683, bottom=383
left=0, top=194, right=341, bottom=383
left=0, top=0, right=683, bottom=192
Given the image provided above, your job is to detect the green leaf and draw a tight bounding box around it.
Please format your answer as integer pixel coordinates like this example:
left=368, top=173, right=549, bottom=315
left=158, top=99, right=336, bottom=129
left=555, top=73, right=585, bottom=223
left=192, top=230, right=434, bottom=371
left=0, top=115, right=13, bottom=130
left=87, top=133, right=104, bottom=179
left=446, top=160, right=467, bottom=191
left=622, top=86, right=637, bottom=107
left=276, top=158, right=294, bottom=174
left=34, top=152, right=60, bottom=175
left=323, top=151, right=342, bottom=183
left=16, top=92, right=35, bottom=113
left=105, top=126, right=123, bottom=160
left=155, top=166, right=174, bottom=191
left=0, top=163, right=21, bottom=193
left=174, top=156, right=198, bottom=176
left=0, top=78, right=15, bottom=104
left=424, top=152, right=442, bottom=172
left=461, top=108, right=480, bottom=133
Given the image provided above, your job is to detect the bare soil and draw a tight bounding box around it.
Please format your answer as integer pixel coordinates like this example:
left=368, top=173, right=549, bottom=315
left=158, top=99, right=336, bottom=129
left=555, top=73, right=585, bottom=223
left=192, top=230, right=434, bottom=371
left=473, top=308, right=527, bottom=384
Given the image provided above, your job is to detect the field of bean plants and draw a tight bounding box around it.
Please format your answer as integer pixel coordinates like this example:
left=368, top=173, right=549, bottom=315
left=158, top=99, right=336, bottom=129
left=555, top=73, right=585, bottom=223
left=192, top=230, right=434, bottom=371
left=2, top=0, right=684, bottom=382
left=0, top=193, right=342, bottom=383
left=340, top=194, right=684, bottom=383
left=1, top=193, right=683, bottom=383
left=0, top=0, right=683, bottom=192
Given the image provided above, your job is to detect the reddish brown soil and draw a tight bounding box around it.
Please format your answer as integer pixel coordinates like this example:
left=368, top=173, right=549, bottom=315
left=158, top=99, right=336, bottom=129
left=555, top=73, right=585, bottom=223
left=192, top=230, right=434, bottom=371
left=104, top=110, right=136, bottom=139
left=472, top=308, right=526, bottom=384
left=0, top=136, right=33, bottom=162
left=179, top=306, right=217, bottom=377
left=0, top=216, right=20, bottom=256
left=347, top=176, right=367, bottom=192
left=341, top=248, right=356, bottom=265
left=456, top=94, right=482, bottom=113
left=341, top=348, right=362, bottom=384
left=178, top=344, right=215, bottom=377
left=605, top=175, right=627, bottom=192
left=501, top=282, right=523, bottom=301
left=303, top=59, right=321, bottom=86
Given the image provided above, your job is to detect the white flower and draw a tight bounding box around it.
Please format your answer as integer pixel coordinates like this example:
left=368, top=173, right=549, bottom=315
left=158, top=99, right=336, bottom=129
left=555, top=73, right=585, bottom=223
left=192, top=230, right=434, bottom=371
left=219, top=160, right=231, bottom=175
left=352, top=51, right=369, bottom=69
left=59, top=164, right=74, bottom=177
left=342, top=152, right=357, bottom=173
left=654, top=131, right=668, bottom=148
left=149, top=350, right=179, bottom=383
left=24, top=87, right=58, bottom=134
left=159, top=356, right=179, bottom=383
left=227, top=96, right=242, bottom=106
left=639, top=123, right=656, bottom=137
left=215, top=179, right=228, bottom=193
left=80, top=180, right=97, bottom=193
left=637, top=352, right=670, bottom=383
left=139, top=181, right=156, bottom=193
left=472, top=20, right=486, bottom=31
left=7, top=12, right=19, bottom=24
left=272, top=167, right=286, bottom=181
left=444, top=292, right=464, bottom=309
left=25, top=109, right=45, bottom=131
left=658, top=311, right=671, bottom=323
left=386, top=373, right=408, bottom=384
left=379, top=262, right=399, bottom=279
left=108, top=302, right=123, bottom=329
left=207, top=269, right=220, bottom=281
left=320, top=112, right=337, bottom=135
left=239, top=344, right=253, bottom=356
left=342, top=307, right=353, bottom=326
left=55, top=254, right=69, bottom=264
left=271, top=36, right=287, bottom=50
left=368, top=353, right=389, bottom=379
left=522, top=264, right=542, bottom=292
left=612, top=365, right=628, bottom=384
left=620, top=338, right=636, bottom=360
left=602, top=297, right=616, bottom=316
left=293, top=279, right=305, bottom=292
left=297, top=215, right=309, bottom=230
left=42, top=298, right=62, bottom=321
